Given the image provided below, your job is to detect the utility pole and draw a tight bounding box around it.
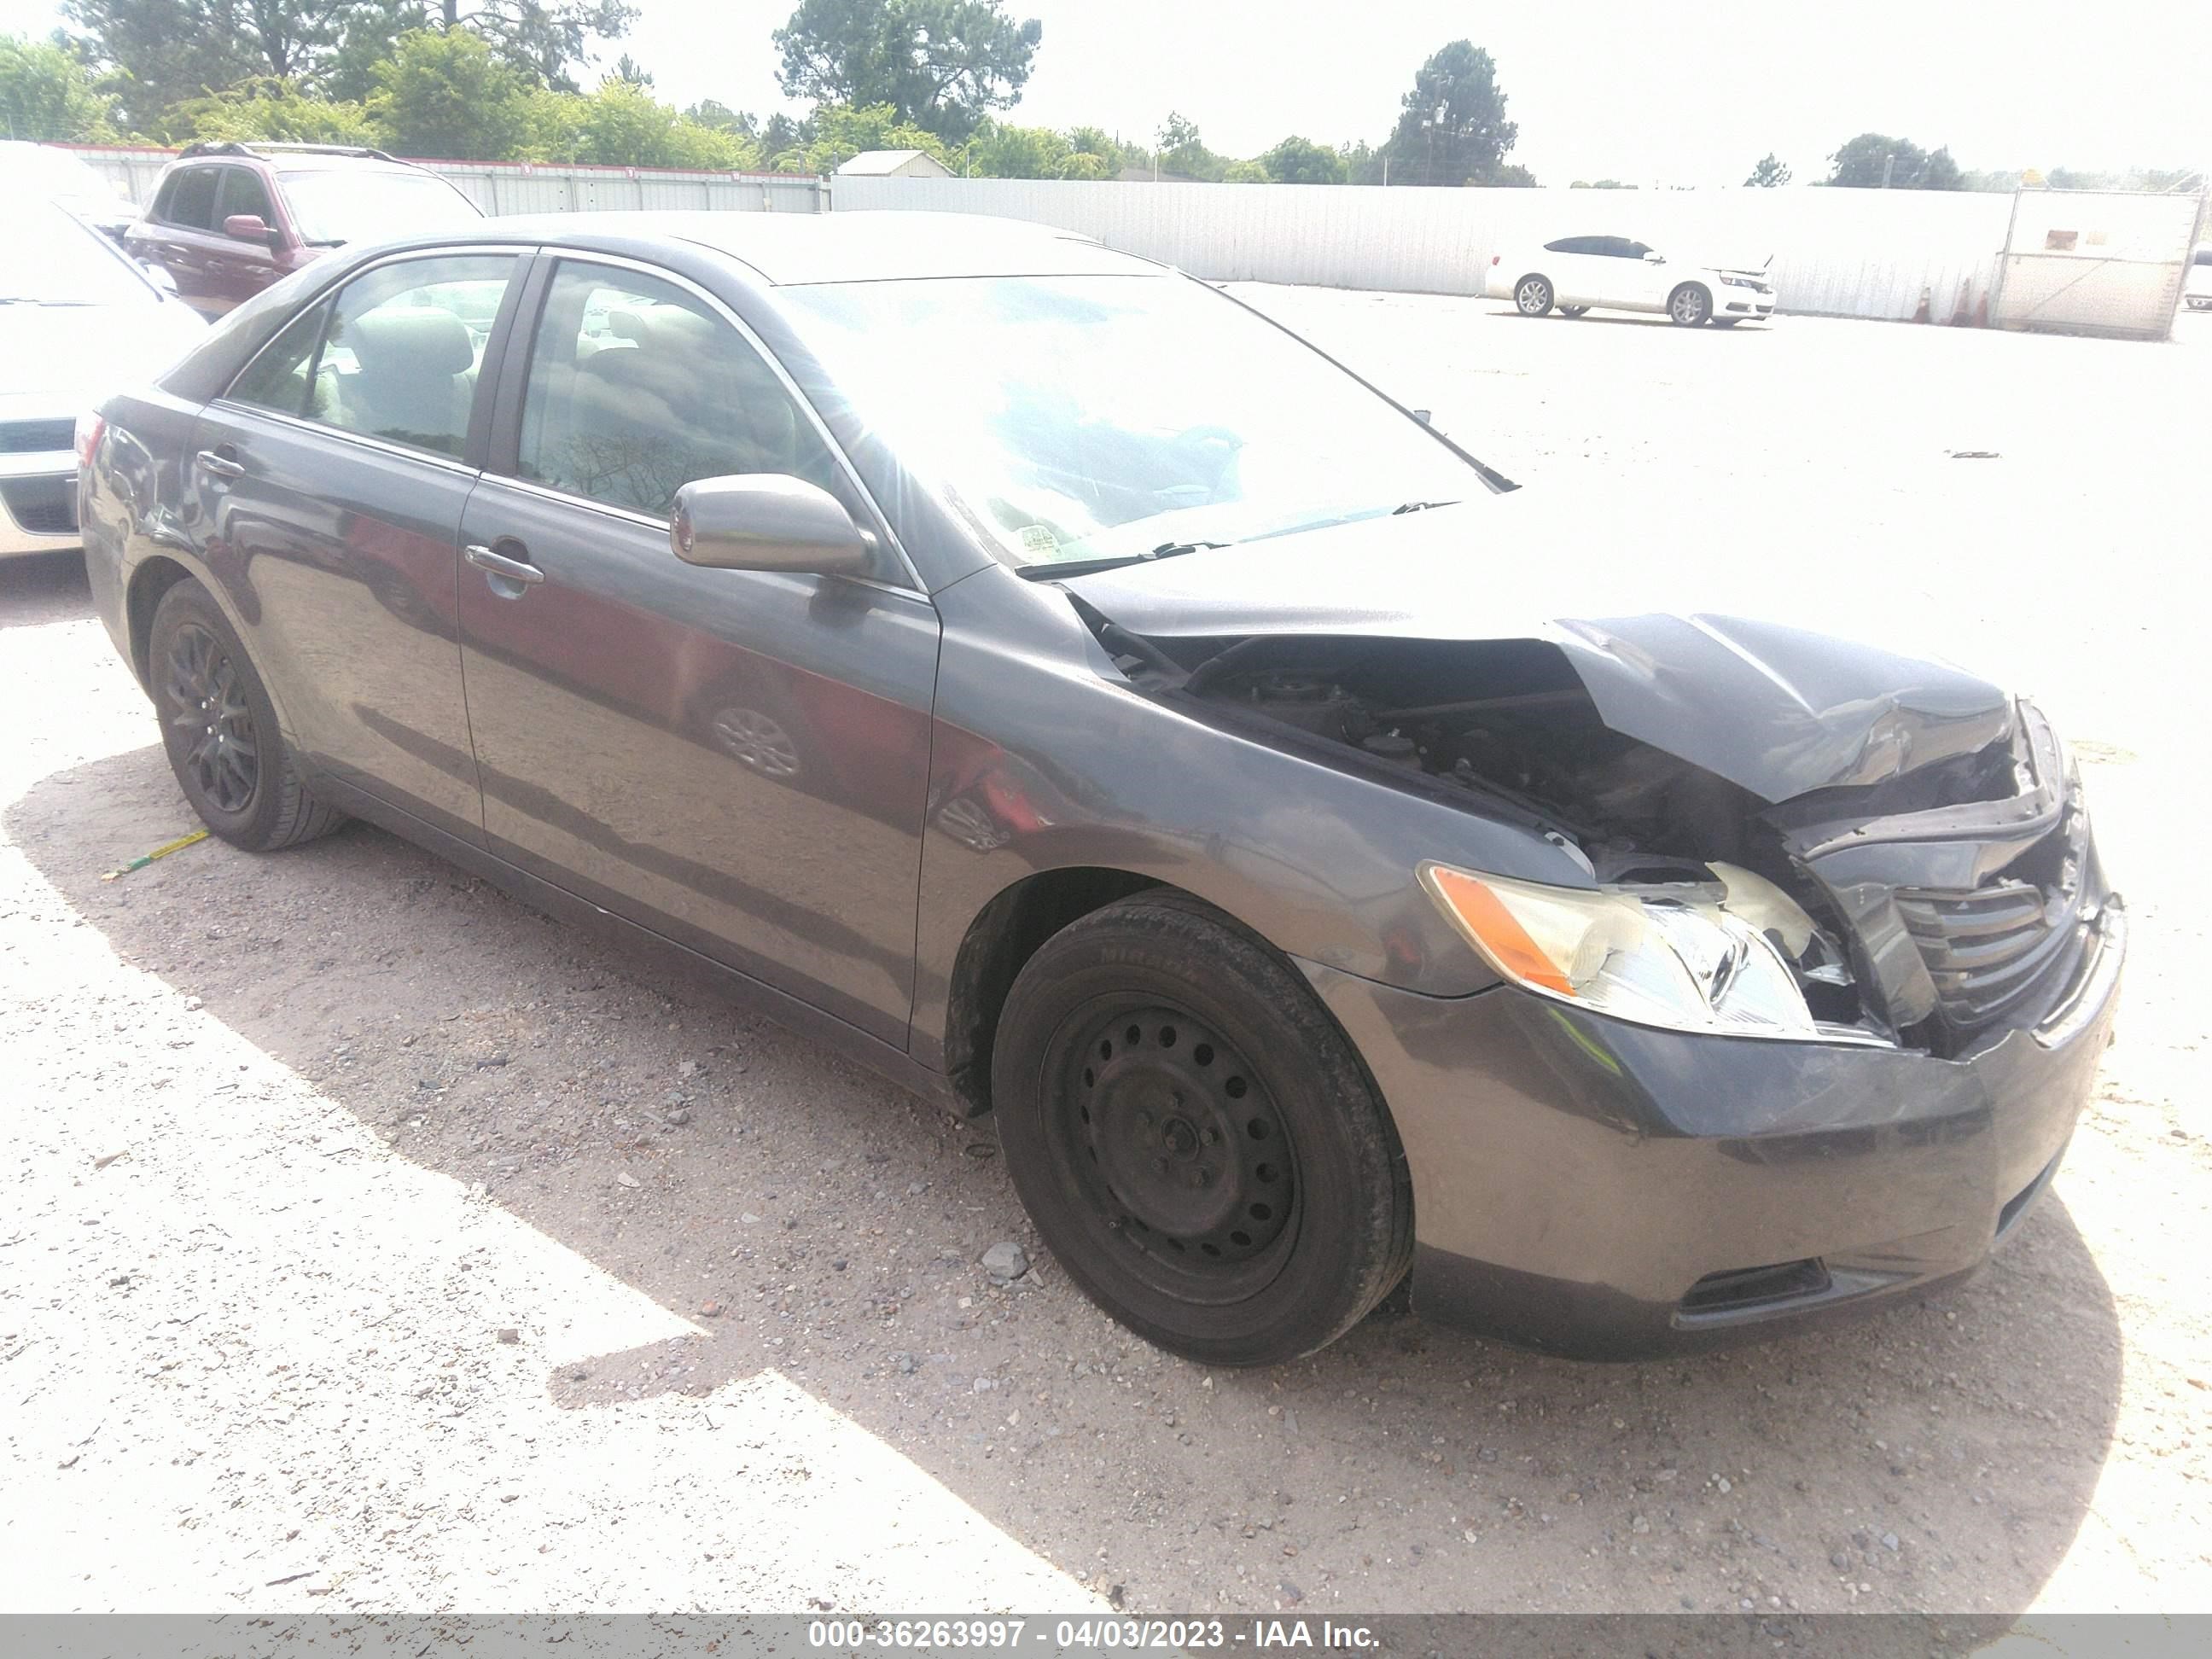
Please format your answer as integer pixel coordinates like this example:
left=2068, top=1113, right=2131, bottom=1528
left=1881, top=152, right=1895, bottom=189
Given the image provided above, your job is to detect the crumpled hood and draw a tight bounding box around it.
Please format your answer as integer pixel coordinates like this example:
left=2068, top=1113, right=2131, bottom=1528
left=0, top=299, right=206, bottom=404
left=1057, top=495, right=2014, bottom=806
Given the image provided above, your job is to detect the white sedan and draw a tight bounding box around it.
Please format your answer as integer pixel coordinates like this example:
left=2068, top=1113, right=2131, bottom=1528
left=1487, top=234, right=1778, bottom=326
left=1, top=198, right=205, bottom=559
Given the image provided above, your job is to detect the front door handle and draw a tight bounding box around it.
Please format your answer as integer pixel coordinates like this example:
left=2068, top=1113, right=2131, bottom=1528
left=465, top=542, right=544, bottom=588
left=195, top=448, right=245, bottom=480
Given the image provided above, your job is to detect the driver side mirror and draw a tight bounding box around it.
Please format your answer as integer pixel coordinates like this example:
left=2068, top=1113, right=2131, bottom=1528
left=672, top=474, right=876, bottom=579
left=224, top=213, right=282, bottom=252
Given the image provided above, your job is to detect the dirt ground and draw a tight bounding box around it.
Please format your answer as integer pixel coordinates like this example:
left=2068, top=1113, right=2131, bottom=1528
left=2, top=294, right=2208, bottom=1626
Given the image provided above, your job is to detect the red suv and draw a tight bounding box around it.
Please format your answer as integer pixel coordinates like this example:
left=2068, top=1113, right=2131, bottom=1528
left=124, top=142, right=483, bottom=319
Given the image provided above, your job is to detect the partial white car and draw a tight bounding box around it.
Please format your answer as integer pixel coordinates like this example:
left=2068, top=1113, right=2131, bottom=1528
left=0, top=140, right=140, bottom=240
left=1486, top=234, right=1778, bottom=326
left=2, top=199, right=206, bottom=560
left=2186, top=242, right=2211, bottom=311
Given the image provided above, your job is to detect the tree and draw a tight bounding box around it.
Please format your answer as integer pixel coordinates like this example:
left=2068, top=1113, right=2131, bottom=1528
left=164, top=73, right=376, bottom=143
left=367, top=25, right=531, bottom=156
left=963, top=118, right=1066, bottom=178
left=1382, top=39, right=1519, bottom=186
left=1222, top=158, right=1267, bottom=183
left=768, top=99, right=950, bottom=174
left=684, top=96, right=753, bottom=136
left=61, top=1, right=263, bottom=131
left=1053, top=148, right=1109, bottom=180
left=1488, top=161, right=1537, bottom=188
left=1338, top=138, right=1383, bottom=185
left=1825, top=132, right=1963, bottom=189
left=1569, top=178, right=1634, bottom=189
left=605, top=49, right=649, bottom=87
left=774, top=0, right=1042, bottom=143
left=1744, top=151, right=1790, bottom=187
left=527, top=77, right=754, bottom=167
left=1260, top=134, right=1345, bottom=185
left=0, top=31, right=116, bottom=140
left=1153, top=109, right=1222, bottom=180
left=442, top=1, right=637, bottom=90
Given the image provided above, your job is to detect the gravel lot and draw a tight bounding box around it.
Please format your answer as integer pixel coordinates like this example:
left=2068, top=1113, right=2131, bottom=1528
left=3, top=292, right=2207, bottom=1624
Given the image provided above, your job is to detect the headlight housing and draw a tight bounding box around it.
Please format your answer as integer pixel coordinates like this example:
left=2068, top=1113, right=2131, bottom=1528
left=1420, top=861, right=1851, bottom=1043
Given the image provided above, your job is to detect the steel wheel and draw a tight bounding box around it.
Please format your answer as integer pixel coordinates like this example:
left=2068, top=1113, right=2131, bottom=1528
left=1051, top=1000, right=1298, bottom=1297
left=161, top=620, right=260, bottom=814
left=711, top=705, right=802, bottom=780
left=1514, top=276, right=1553, bottom=317
left=1669, top=283, right=1712, bottom=325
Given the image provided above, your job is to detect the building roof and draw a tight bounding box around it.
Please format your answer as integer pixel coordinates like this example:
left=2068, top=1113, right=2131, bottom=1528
left=835, top=148, right=952, bottom=178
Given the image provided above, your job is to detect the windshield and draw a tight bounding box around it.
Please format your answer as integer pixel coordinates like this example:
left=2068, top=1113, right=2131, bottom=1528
left=276, top=168, right=480, bottom=246
left=0, top=203, right=157, bottom=306
left=777, top=275, right=1483, bottom=569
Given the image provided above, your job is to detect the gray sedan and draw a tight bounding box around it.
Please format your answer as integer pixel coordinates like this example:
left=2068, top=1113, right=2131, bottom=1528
left=78, top=212, right=2122, bottom=1363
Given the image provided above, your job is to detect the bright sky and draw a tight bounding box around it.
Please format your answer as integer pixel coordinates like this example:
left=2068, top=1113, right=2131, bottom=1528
left=650, top=0, right=2208, bottom=182
left=8, top=0, right=2204, bottom=183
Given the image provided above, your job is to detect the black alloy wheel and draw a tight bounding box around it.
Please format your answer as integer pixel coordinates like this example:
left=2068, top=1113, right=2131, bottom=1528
left=148, top=579, right=345, bottom=851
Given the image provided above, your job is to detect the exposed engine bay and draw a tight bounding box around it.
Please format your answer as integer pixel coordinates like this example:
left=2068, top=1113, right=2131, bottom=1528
left=1077, top=614, right=2094, bottom=1057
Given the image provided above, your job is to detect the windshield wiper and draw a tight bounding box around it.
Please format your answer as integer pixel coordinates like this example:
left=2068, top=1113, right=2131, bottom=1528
left=1016, top=540, right=1230, bottom=580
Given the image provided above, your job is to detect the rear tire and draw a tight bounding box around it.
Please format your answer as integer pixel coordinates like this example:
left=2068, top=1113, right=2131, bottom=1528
left=1513, top=275, right=1554, bottom=317
left=992, top=892, right=1413, bottom=1366
left=1668, top=283, right=1714, bottom=326
left=148, top=579, right=345, bottom=852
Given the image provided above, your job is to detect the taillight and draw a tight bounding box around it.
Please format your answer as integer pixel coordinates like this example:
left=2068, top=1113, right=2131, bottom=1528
left=74, top=412, right=105, bottom=469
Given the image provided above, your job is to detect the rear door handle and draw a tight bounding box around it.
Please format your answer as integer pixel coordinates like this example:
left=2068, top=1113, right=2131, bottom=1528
left=195, top=448, right=245, bottom=480
left=465, top=542, right=544, bottom=587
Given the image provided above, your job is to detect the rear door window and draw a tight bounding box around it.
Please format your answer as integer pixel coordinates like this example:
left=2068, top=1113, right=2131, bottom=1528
left=223, top=253, right=517, bottom=458
left=161, top=167, right=219, bottom=231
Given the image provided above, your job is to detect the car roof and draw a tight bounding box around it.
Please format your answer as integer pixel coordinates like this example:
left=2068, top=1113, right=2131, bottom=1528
left=455, top=210, right=1166, bottom=286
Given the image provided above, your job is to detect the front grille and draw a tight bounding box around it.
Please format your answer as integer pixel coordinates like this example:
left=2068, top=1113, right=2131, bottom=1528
left=0, top=419, right=75, bottom=455
left=1895, top=784, right=2093, bottom=1032
left=0, top=474, right=79, bottom=535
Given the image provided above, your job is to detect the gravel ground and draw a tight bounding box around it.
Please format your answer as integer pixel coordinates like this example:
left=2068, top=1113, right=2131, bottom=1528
left=2, top=294, right=2207, bottom=1623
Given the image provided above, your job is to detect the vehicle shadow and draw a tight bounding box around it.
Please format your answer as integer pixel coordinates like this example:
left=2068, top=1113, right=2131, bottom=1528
left=0, top=549, right=95, bottom=632
left=8, top=736, right=2122, bottom=1616
left=1487, top=308, right=1772, bottom=331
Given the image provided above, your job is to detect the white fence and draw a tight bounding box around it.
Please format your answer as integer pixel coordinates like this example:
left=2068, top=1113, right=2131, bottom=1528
left=65, top=143, right=2199, bottom=333
left=833, top=175, right=2024, bottom=324
left=65, top=145, right=828, bottom=215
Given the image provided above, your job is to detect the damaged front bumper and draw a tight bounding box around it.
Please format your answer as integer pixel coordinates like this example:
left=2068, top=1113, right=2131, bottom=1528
left=1301, top=889, right=2122, bottom=1361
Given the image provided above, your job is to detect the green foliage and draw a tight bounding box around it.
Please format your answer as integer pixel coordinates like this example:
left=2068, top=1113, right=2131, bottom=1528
left=1052, top=148, right=1109, bottom=181
left=0, top=30, right=118, bottom=140
left=164, top=74, right=377, bottom=143
left=1260, top=135, right=1344, bottom=185
left=1153, top=109, right=1222, bottom=181
left=1382, top=39, right=1519, bottom=186
left=1338, top=139, right=1383, bottom=186
left=774, top=0, right=1041, bottom=143
left=1222, top=158, right=1268, bottom=183
left=1569, top=178, right=1633, bottom=189
left=61, top=1, right=261, bottom=131
left=368, top=25, right=531, bottom=157
left=1744, top=152, right=1790, bottom=187
left=771, top=100, right=950, bottom=174
left=1825, top=133, right=1962, bottom=189
left=1487, top=161, right=1537, bottom=188
left=527, top=77, right=757, bottom=167
left=963, top=119, right=1067, bottom=178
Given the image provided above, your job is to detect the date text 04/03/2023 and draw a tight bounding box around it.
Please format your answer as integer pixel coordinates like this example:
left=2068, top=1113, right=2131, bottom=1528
left=804, top=1618, right=1380, bottom=1650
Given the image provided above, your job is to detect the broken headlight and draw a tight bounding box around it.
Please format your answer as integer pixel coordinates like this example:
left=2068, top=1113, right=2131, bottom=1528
left=1420, top=860, right=1843, bottom=1042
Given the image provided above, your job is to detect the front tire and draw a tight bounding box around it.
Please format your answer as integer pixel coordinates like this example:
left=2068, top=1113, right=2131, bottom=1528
left=992, top=892, right=1413, bottom=1366
left=1559, top=305, right=1590, bottom=318
left=1513, top=275, right=1554, bottom=317
left=1668, top=282, right=1714, bottom=326
left=148, top=579, right=345, bottom=852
